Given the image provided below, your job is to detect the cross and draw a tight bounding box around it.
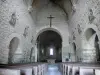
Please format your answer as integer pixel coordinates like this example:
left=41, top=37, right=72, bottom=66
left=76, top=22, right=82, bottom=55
left=47, top=15, right=55, bottom=27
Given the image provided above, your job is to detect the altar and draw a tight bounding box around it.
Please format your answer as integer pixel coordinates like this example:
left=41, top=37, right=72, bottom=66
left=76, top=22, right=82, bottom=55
left=47, top=59, right=56, bottom=63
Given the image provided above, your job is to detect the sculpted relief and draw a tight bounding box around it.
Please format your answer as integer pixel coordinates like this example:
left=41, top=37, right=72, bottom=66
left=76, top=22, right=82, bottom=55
left=9, top=13, right=17, bottom=27
left=23, top=26, right=29, bottom=38
left=88, top=9, right=95, bottom=24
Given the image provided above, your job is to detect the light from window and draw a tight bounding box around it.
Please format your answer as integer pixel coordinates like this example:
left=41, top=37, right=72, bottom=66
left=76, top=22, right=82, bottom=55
left=50, top=48, right=53, bottom=55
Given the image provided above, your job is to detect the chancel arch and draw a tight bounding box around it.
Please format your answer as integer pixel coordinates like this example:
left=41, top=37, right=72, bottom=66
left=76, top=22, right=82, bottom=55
left=82, top=28, right=100, bottom=62
left=35, top=28, right=63, bottom=42
left=8, top=37, right=20, bottom=64
left=36, top=28, right=62, bottom=62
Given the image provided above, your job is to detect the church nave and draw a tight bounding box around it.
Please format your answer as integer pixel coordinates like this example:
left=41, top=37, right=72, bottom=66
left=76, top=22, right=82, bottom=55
left=0, top=0, right=100, bottom=75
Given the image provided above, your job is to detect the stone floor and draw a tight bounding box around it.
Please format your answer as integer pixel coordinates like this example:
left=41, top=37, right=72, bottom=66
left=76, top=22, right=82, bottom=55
left=45, top=64, right=62, bottom=75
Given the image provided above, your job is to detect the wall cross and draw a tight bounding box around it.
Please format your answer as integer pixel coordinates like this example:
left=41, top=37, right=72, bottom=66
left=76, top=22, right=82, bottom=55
left=47, top=15, right=55, bottom=27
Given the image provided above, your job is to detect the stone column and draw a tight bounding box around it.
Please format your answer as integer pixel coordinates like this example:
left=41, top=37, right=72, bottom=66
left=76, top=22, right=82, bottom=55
left=81, top=48, right=97, bottom=63
left=0, top=0, right=35, bottom=64
left=35, top=43, right=38, bottom=62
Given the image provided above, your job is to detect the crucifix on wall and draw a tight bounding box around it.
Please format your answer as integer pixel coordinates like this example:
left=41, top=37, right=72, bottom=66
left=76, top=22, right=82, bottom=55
left=47, top=15, right=55, bottom=28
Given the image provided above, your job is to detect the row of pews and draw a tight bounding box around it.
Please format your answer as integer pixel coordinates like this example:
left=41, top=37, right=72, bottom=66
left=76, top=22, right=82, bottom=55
left=0, top=63, right=48, bottom=75
left=61, top=62, right=100, bottom=75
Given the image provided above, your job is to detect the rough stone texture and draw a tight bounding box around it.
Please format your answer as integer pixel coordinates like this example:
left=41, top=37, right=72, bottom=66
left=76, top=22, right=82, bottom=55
left=34, top=2, right=70, bottom=62
left=1, top=0, right=100, bottom=63
left=81, top=49, right=97, bottom=62
left=68, top=0, right=100, bottom=62
left=0, top=0, right=36, bottom=64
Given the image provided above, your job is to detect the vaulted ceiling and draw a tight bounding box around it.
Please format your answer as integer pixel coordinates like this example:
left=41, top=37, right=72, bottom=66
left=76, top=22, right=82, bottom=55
left=31, top=0, right=73, bottom=18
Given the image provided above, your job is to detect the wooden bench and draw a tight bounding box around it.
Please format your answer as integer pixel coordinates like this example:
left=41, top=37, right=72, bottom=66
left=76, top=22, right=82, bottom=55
left=95, top=69, right=100, bottom=75
left=62, top=63, right=100, bottom=75
left=68, top=65, right=73, bottom=75
left=72, top=66, right=79, bottom=75
left=0, top=69, right=20, bottom=75
left=0, top=63, right=48, bottom=75
left=80, top=67, right=94, bottom=75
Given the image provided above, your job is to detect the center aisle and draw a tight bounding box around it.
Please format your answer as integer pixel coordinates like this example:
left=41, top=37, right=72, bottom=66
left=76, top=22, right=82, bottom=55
left=45, top=64, right=62, bottom=75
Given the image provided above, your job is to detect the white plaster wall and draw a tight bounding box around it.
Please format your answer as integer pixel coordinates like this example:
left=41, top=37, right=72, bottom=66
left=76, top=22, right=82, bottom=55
left=0, top=0, right=36, bottom=64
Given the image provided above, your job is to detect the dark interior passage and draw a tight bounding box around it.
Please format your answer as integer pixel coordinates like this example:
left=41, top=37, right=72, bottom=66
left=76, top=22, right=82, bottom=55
left=37, top=30, right=62, bottom=62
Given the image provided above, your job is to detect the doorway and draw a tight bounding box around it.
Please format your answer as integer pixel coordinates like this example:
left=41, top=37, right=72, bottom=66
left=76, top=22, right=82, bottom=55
left=36, top=30, right=62, bottom=62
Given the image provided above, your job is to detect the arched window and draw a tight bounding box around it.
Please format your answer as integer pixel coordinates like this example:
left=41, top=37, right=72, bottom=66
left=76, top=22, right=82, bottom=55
left=50, top=48, right=53, bottom=55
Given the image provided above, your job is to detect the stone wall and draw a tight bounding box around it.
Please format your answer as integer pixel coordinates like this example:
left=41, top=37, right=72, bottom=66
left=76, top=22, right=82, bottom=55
left=0, top=0, right=36, bottom=64
left=1, top=0, right=100, bottom=63
left=68, top=0, right=100, bottom=62
left=34, top=2, right=70, bottom=62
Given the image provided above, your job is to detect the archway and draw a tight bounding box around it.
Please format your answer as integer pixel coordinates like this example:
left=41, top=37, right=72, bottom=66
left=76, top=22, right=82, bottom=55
left=8, top=37, right=20, bottom=64
left=85, top=28, right=96, bottom=41
left=95, top=35, right=100, bottom=61
left=36, top=30, right=62, bottom=62
left=82, top=28, right=100, bottom=62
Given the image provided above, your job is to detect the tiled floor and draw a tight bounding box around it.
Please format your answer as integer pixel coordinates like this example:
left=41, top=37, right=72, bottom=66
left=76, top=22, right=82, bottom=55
left=45, top=64, right=62, bottom=75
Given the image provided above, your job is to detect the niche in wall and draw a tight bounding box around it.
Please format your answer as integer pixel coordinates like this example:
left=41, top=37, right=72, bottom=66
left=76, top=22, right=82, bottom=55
left=83, top=28, right=100, bottom=62
left=85, top=28, right=96, bottom=41
left=8, top=37, right=20, bottom=64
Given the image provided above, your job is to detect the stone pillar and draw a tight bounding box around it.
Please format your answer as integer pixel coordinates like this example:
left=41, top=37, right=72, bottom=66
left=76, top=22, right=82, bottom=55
left=81, top=48, right=97, bottom=63
left=0, top=0, right=35, bottom=64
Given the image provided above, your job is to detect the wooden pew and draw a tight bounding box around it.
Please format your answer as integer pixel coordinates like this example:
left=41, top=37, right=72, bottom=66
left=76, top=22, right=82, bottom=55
left=72, top=66, right=79, bottom=75
left=42, top=64, right=48, bottom=75
left=95, top=69, right=100, bottom=75
left=62, top=62, right=100, bottom=75
left=65, top=64, right=68, bottom=75
left=63, top=64, right=66, bottom=75
left=0, top=63, right=48, bottom=75
left=80, top=67, right=94, bottom=75
left=68, top=65, right=73, bottom=75
left=21, top=68, right=32, bottom=75
left=33, top=66, right=38, bottom=75
left=0, top=69, right=20, bottom=75
left=9, top=63, right=39, bottom=75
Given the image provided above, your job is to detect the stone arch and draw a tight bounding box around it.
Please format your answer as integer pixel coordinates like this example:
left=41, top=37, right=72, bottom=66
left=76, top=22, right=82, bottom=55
left=35, top=28, right=63, bottom=43
left=6, top=33, right=21, bottom=64
left=81, top=27, right=100, bottom=62
left=82, top=24, right=100, bottom=41
left=85, top=28, right=96, bottom=41
left=35, top=28, right=63, bottom=62
left=8, top=37, right=20, bottom=63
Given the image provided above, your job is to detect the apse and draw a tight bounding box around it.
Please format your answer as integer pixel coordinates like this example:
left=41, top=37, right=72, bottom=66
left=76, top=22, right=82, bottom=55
left=37, top=30, right=62, bottom=62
